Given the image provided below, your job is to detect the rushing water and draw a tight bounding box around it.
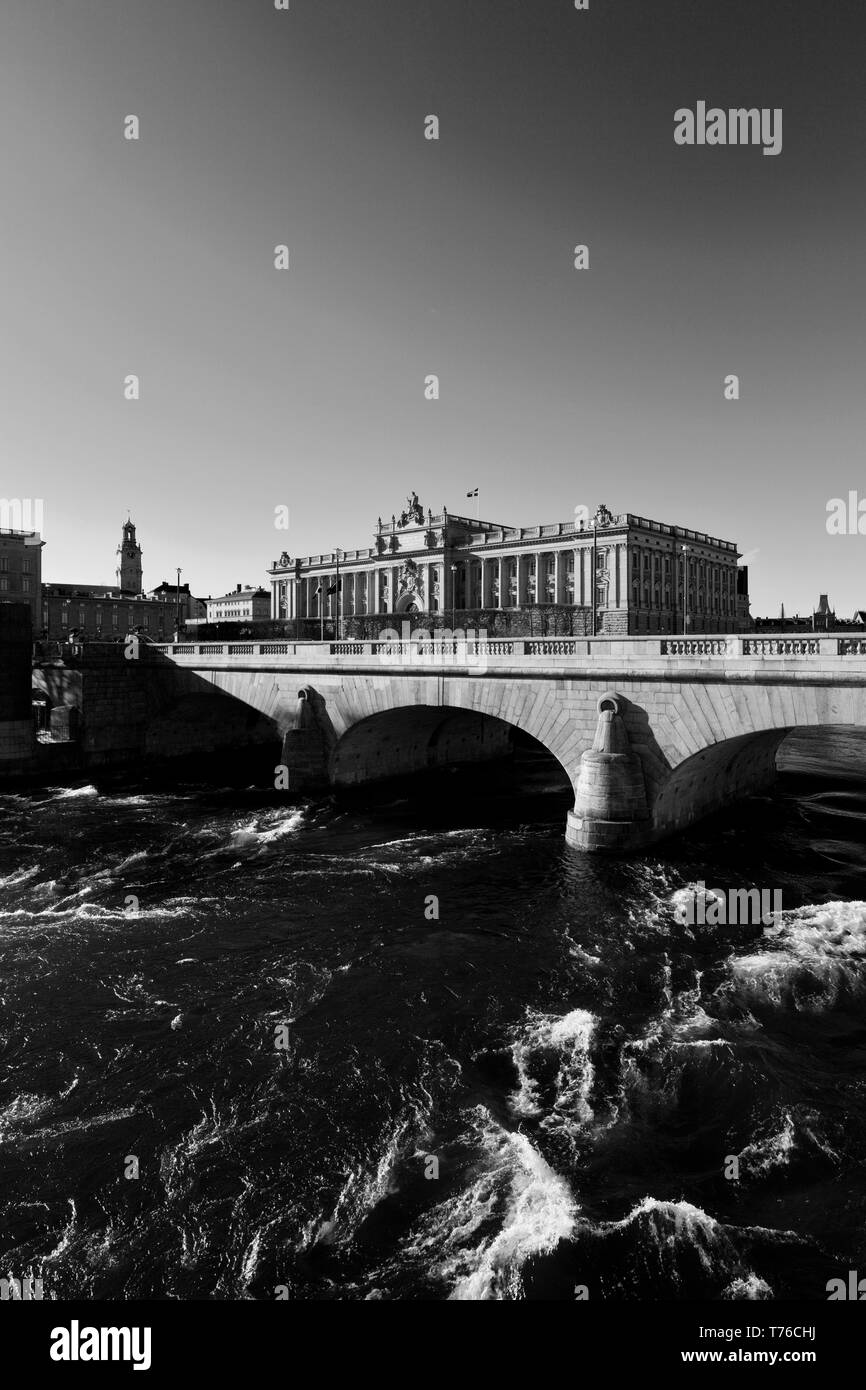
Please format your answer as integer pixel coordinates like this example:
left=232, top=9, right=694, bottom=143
left=1, top=756, right=865, bottom=1301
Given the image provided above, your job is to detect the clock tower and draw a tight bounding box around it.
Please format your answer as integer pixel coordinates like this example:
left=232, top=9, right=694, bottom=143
left=117, top=518, right=143, bottom=594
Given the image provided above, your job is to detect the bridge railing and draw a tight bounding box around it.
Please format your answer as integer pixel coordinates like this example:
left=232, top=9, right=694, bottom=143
left=147, top=635, right=866, bottom=662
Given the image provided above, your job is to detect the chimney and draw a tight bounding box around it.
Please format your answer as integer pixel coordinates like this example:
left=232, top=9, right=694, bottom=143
left=236, top=583, right=242, bottom=593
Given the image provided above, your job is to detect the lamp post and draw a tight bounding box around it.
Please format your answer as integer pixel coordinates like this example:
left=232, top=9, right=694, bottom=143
left=175, top=568, right=182, bottom=636
left=681, top=545, right=690, bottom=635
left=450, top=563, right=457, bottom=636
left=335, top=548, right=343, bottom=641
left=591, top=524, right=597, bottom=636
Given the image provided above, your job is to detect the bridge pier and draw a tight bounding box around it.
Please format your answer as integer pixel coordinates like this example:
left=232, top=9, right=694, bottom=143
left=279, top=687, right=331, bottom=793
left=566, top=693, right=651, bottom=853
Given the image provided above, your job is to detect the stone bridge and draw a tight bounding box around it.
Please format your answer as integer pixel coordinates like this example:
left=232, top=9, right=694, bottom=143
left=147, top=633, right=866, bottom=851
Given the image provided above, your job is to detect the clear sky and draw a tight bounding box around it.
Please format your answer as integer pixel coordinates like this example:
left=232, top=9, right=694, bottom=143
left=1, top=0, right=864, bottom=615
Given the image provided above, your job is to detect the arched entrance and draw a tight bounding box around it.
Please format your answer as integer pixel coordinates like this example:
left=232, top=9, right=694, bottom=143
left=394, top=592, right=422, bottom=615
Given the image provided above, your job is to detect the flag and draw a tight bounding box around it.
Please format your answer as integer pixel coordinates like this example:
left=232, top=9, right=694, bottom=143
left=466, top=488, right=478, bottom=497
left=327, top=581, right=340, bottom=595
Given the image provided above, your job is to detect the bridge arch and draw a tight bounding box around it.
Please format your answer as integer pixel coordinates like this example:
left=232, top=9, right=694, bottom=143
left=328, top=703, right=573, bottom=792
left=647, top=723, right=866, bottom=844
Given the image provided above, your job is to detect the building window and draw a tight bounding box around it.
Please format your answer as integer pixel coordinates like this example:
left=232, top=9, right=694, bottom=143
left=61, top=609, right=68, bottom=627
left=0, top=556, right=7, bottom=572
left=112, top=609, right=118, bottom=628
left=0, top=577, right=8, bottom=592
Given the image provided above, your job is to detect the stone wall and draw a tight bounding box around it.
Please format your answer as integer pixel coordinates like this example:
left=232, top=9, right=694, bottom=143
left=31, top=654, right=279, bottom=773
left=0, top=602, right=35, bottom=769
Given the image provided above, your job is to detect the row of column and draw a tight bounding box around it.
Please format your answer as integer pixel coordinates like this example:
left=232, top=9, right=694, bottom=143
left=273, top=544, right=634, bottom=619
left=280, top=563, right=446, bottom=619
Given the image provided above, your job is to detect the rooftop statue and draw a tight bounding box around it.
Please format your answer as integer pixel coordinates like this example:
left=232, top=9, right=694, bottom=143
left=398, top=491, right=425, bottom=527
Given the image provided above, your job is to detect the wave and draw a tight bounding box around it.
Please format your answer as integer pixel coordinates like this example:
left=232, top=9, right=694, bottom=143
left=721, top=1273, right=774, bottom=1299
left=45, top=785, right=99, bottom=800
left=218, top=809, right=307, bottom=851
left=724, top=899, right=866, bottom=1011
left=0, top=865, right=41, bottom=890
left=509, top=1009, right=597, bottom=1140
left=579, top=1198, right=783, bottom=1297
left=383, top=1106, right=577, bottom=1300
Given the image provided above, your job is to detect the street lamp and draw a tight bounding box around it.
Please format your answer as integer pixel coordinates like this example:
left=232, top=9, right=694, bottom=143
left=175, top=568, right=182, bottom=635
left=681, top=545, right=690, bottom=635
left=335, top=548, right=343, bottom=640
left=591, top=523, right=597, bottom=636
left=450, top=563, right=457, bottom=635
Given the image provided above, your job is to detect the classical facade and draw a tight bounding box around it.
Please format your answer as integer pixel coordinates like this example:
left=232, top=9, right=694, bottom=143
left=267, top=496, right=750, bottom=635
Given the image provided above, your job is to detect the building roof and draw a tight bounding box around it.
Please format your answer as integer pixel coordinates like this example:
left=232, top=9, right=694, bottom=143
left=148, top=581, right=195, bottom=596
left=209, top=587, right=269, bottom=603
left=268, top=505, right=741, bottom=573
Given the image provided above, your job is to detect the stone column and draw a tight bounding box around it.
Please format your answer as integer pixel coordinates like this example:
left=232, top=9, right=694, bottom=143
left=617, top=542, right=628, bottom=609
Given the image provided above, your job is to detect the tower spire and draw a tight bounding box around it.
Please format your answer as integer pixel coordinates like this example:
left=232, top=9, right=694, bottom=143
left=117, top=517, right=143, bottom=594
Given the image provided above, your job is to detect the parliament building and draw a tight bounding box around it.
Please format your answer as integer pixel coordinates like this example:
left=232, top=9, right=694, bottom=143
left=267, top=497, right=751, bottom=636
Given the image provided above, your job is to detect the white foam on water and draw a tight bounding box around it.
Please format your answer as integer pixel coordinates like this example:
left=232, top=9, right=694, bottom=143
left=721, top=1273, right=774, bottom=1299
left=509, top=1008, right=597, bottom=1130
left=445, top=1111, right=577, bottom=1300
left=735, top=1110, right=797, bottom=1176
left=394, top=1106, right=577, bottom=1300
left=726, top=900, right=866, bottom=1011
left=0, top=865, right=41, bottom=889
left=227, top=808, right=307, bottom=849
left=0, top=1092, right=56, bottom=1142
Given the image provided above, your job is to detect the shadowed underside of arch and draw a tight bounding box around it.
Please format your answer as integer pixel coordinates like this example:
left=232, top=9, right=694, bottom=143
left=649, top=723, right=866, bottom=843
left=329, top=704, right=572, bottom=791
